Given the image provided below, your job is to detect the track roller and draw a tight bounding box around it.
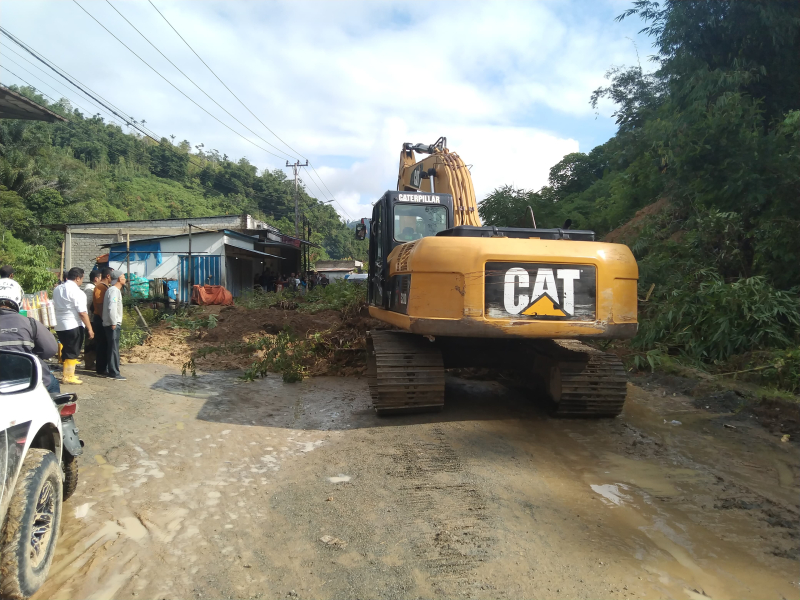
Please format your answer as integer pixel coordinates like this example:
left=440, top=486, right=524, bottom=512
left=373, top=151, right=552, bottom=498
left=537, top=340, right=628, bottom=418
left=366, top=331, right=445, bottom=415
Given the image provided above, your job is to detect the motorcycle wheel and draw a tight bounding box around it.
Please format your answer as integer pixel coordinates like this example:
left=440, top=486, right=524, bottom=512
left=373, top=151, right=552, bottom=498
left=0, top=449, right=63, bottom=599
left=62, top=453, right=79, bottom=501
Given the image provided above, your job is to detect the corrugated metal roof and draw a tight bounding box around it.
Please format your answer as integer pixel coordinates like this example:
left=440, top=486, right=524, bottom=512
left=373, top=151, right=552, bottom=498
left=0, top=85, right=67, bottom=122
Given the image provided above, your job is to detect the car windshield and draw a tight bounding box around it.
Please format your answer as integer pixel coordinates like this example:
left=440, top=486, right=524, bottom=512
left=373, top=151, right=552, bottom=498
left=393, top=204, right=448, bottom=242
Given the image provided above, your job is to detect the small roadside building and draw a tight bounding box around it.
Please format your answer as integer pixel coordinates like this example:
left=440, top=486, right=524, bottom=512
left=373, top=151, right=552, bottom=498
left=103, top=229, right=284, bottom=301
left=314, top=260, right=364, bottom=281
left=43, top=214, right=309, bottom=282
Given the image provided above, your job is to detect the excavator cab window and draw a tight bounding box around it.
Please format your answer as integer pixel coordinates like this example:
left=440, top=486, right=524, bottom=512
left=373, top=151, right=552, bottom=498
left=393, top=205, right=448, bottom=242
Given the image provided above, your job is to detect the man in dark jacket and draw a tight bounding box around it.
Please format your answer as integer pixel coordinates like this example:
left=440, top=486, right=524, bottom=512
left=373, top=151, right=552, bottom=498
left=0, top=277, right=60, bottom=394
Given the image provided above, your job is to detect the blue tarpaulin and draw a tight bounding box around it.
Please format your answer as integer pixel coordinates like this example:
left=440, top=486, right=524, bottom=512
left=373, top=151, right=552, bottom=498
left=109, top=242, right=162, bottom=266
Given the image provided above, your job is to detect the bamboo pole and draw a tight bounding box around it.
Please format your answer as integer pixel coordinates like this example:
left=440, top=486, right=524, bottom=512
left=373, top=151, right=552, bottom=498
left=126, top=232, right=131, bottom=295
left=59, top=240, right=65, bottom=282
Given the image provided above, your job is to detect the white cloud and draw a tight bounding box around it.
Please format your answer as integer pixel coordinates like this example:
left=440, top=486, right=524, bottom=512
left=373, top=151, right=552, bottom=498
left=1, top=1, right=648, bottom=222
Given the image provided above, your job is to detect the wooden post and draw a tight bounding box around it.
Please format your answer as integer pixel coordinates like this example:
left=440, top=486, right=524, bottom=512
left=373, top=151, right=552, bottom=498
left=126, top=232, right=131, bottom=296
left=59, top=240, right=65, bottom=282
left=187, top=224, right=193, bottom=305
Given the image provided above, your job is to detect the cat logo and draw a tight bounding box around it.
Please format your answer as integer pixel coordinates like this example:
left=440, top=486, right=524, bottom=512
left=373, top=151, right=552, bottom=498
left=484, top=262, right=596, bottom=321
left=503, top=267, right=579, bottom=316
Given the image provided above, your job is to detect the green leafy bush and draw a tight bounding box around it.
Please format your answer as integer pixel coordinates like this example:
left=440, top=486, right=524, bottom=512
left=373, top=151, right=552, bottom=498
left=162, top=309, right=217, bottom=331
left=242, top=328, right=315, bottom=383
left=635, top=271, right=800, bottom=363
left=299, top=280, right=366, bottom=316
left=120, top=328, right=148, bottom=350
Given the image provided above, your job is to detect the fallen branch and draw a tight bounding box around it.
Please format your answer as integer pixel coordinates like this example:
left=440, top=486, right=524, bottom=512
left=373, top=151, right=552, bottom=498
left=714, top=362, right=782, bottom=377
left=134, top=305, right=152, bottom=333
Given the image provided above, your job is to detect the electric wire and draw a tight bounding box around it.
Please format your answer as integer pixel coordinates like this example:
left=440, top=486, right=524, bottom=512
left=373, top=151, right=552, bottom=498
left=146, top=0, right=351, bottom=221
left=2, top=23, right=348, bottom=226
left=73, top=4, right=338, bottom=217
left=72, top=0, right=288, bottom=162
left=1, top=67, right=271, bottom=204
left=1, top=70, right=332, bottom=238
left=1, top=26, right=149, bottom=135
left=104, top=0, right=297, bottom=162
left=1, top=46, right=126, bottom=126
left=0, top=27, right=165, bottom=142
left=1, top=29, right=338, bottom=238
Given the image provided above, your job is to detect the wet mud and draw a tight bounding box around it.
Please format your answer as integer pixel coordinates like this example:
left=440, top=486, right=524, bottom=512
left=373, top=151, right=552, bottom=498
left=34, top=365, right=799, bottom=600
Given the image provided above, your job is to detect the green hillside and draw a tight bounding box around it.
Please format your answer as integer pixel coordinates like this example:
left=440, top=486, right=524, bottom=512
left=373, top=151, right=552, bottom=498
left=479, top=0, right=799, bottom=390
left=0, top=90, right=367, bottom=290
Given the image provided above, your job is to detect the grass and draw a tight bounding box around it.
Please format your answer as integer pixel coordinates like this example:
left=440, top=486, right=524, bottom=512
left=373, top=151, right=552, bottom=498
left=238, top=280, right=367, bottom=316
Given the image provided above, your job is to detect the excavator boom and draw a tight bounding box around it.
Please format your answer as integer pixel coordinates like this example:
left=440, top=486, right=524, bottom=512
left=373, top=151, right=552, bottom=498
left=397, top=137, right=482, bottom=227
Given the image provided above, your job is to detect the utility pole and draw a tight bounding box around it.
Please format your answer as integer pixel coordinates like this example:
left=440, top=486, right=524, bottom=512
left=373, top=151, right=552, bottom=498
left=286, top=159, right=309, bottom=238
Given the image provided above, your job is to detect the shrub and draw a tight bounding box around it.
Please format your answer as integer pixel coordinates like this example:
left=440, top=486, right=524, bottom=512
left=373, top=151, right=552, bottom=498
left=635, top=270, right=800, bottom=363
left=242, top=328, right=315, bottom=383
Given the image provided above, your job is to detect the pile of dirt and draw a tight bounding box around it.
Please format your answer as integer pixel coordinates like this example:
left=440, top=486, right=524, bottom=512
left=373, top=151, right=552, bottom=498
left=603, top=197, right=671, bottom=244
left=124, top=303, right=384, bottom=377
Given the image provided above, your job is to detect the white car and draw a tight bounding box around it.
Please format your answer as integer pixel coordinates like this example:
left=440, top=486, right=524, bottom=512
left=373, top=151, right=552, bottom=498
left=0, top=350, right=82, bottom=599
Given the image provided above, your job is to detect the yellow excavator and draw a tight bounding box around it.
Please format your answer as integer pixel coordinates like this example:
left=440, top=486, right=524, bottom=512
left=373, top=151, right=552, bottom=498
left=354, top=137, right=638, bottom=417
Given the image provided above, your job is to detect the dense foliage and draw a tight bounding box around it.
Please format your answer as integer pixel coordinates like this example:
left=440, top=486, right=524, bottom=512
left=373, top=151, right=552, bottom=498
left=479, top=0, right=800, bottom=380
left=0, top=89, right=366, bottom=288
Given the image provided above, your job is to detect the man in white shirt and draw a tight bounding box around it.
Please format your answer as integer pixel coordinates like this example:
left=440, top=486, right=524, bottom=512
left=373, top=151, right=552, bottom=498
left=53, top=267, right=95, bottom=385
left=102, top=270, right=127, bottom=381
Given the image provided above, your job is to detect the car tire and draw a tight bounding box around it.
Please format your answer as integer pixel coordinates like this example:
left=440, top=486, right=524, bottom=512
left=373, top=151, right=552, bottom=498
left=62, top=453, right=79, bottom=501
left=0, top=449, right=63, bottom=600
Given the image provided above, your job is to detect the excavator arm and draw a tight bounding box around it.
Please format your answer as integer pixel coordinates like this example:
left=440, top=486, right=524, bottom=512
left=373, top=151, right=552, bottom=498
left=397, top=137, right=482, bottom=227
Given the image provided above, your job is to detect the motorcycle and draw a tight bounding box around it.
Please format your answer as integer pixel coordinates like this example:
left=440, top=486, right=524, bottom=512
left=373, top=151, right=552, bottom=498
left=51, top=392, right=84, bottom=500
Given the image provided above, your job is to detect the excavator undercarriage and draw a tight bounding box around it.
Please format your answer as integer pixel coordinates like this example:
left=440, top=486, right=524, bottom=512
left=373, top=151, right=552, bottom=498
left=366, top=332, right=628, bottom=417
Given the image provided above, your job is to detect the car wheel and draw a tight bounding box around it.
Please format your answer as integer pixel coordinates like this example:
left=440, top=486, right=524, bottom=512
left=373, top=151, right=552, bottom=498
left=62, top=453, right=79, bottom=501
left=0, top=449, right=63, bottom=600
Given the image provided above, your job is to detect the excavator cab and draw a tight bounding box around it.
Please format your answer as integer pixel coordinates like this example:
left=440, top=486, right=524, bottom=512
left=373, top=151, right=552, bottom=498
left=367, top=190, right=454, bottom=309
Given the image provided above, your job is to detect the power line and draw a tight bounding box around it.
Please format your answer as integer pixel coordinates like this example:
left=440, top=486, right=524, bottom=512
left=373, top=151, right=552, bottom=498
left=146, top=0, right=352, bottom=221
left=71, top=0, right=289, bottom=162
left=1, top=71, right=331, bottom=233
left=104, top=0, right=297, bottom=162
left=1, top=26, right=148, bottom=134
left=0, top=27, right=148, bottom=133
left=100, top=2, right=341, bottom=214
left=1, top=45, right=126, bottom=125
left=1, top=33, right=340, bottom=232
left=3, top=75, right=337, bottom=254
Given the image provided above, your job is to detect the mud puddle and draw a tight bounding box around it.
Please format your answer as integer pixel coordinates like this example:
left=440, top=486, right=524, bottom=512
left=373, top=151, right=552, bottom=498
left=33, top=365, right=799, bottom=600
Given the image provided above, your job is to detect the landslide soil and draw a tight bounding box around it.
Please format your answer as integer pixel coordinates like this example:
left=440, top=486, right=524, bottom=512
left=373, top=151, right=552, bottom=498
left=36, top=362, right=800, bottom=600
left=124, top=304, right=383, bottom=375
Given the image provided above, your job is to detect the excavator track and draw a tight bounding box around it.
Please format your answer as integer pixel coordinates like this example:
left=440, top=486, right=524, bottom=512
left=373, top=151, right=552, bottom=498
left=366, top=331, right=445, bottom=415
left=538, top=340, right=628, bottom=418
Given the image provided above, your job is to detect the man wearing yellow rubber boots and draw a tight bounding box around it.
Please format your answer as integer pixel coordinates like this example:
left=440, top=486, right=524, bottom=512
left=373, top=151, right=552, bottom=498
left=53, top=266, right=94, bottom=384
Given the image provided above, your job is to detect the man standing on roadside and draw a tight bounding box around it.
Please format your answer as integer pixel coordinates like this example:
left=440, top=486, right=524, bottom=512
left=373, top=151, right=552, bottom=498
left=92, top=267, right=113, bottom=376
left=53, top=267, right=94, bottom=385
left=83, top=270, right=100, bottom=371
left=103, top=270, right=126, bottom=381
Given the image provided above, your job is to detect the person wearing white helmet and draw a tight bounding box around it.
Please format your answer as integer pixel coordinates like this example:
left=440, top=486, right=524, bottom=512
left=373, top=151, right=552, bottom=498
left=0, top=278, right=61, bottom=394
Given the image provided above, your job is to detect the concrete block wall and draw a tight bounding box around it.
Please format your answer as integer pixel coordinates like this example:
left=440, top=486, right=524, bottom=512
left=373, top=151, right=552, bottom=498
left=68, top=233, right=156, bottom=276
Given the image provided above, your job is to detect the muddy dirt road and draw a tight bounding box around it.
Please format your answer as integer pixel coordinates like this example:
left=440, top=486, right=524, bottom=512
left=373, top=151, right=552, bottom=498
left=35, top=365, right=798, bottom=600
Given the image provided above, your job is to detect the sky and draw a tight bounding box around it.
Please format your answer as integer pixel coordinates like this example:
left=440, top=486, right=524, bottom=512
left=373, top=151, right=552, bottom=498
left=0, top=1, right=654, bottom=222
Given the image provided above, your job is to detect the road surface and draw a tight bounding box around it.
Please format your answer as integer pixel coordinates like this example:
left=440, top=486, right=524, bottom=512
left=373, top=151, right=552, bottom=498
left=34, top=364, right=799, bottom=599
